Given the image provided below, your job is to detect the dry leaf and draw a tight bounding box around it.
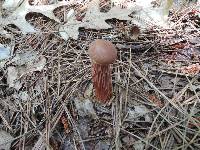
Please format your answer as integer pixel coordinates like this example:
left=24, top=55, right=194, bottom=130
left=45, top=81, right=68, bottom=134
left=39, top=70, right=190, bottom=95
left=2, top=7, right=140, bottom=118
left=133, top=141, right=145, bottom=150
left=130, top=0, right=171, bottom=28
left=127, top=105, right=152, bottom=122
left=1, top=0, right=184, bottom=42
left=2, top=0, right=23, bottom=10
left=61, top=115, right=70, bottom=134
left=1, top=0, right=171, bottom=41
left=0, top=44, right=10, bottom=61
left=6, top=51, right=46, bottom=90
left=179, top=63, right=200, bottom=75
left=59, top=0, right=135, bottom=40
left=0, top=130, right=13, bottom=150
left=7, top=66, right=22, bottom=90
left=148, top=94, right=163, bottom=108
left=74, top=98, right=97, bottom=118
left=59, top=16, right=82, bottom=40
left=1, top=0, right=72, bottom=33
left=83, top=0, right=134, bottom=29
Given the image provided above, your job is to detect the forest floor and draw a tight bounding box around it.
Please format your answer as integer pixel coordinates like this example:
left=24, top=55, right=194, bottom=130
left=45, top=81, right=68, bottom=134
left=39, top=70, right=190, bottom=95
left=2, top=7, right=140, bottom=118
left=0, top=0, right=200, bottom=150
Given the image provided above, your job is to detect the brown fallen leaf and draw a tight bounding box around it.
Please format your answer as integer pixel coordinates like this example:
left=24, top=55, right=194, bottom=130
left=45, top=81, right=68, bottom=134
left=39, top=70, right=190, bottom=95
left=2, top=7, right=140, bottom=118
left=148, top=94, right=163, bottom=108
left=179, top=63, right=200, bottom=75
left=61, top=114, right=70, bottom=134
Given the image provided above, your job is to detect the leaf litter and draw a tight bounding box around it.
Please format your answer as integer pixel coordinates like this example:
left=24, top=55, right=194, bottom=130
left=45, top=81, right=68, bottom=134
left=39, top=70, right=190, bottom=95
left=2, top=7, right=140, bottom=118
left=0, top=0, right=200, bottom=149
left=0, top=130, right=13, bottom=150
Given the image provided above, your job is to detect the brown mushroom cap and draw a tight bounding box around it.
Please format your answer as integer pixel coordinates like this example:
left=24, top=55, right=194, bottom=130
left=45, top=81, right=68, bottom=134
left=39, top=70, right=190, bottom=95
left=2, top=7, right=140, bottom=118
left=88, top=39, right=117, bottom=65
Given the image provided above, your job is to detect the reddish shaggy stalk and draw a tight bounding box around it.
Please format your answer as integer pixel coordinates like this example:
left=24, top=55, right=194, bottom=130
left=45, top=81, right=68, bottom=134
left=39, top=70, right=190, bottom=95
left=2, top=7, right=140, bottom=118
left=92, top=63, right=112, bottom=103
left=88, top=39, right=117, bottom=103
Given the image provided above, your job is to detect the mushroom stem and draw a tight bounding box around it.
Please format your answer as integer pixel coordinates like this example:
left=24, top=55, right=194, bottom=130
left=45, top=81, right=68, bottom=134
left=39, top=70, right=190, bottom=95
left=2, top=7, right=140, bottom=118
left=92, top=63, right=112, bottom=103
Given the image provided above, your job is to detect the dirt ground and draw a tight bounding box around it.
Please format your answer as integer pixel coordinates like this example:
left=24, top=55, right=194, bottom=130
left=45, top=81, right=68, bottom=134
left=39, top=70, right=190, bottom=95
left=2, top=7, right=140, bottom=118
left=0, top=0, right=200, bottom=150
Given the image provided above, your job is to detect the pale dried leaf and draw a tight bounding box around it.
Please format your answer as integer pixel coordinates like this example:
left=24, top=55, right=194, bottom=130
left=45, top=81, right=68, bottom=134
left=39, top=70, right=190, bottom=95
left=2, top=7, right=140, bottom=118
left=84, top=83, right=93, bottom=98
left=127, top=105, right=151, bottom=122
left=0, top=27, right=12, bottom=39
left=67, top=9, right=75, bottom=20
left=59, top=26, right=70, bottom=41
left=0, top=130, right=13, bottom=150
left=95, top=141, right=111, bottom=150
left=7, top=66, right=22, bottom=90
left=1, top=0, right=72, bottom=33
left=13, top=91, right=30, bottom=102
left=0, top=44, right=10, bottom=61
left=83, top=0, right=134, bottom=29
left=59, top=16, right=83, bottom=40
left=122, top=135, right=135, bottom=146
left=7, top=51, right=46, bottom=90
left=10, top=51, right=46, bottom=69
left=129, top=0, right=171, bottom=28
left=74, top=98, right=97, bottom=118
left=133, top=141, right=145, bottom=150
left=2, top=0, right=23, bottom=10
left=30, top=56, right=46, bottom=72
left=82, top=0, right=111, bottom=29
left=132, top=8, right=168, bottom=28
left=133, top=0, right=154, bottom=8
left=60, top=0, right=135, bottom=40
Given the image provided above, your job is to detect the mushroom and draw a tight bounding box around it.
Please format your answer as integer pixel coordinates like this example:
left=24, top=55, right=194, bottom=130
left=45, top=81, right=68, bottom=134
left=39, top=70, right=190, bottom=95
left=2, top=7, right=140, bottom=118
left=88, top=39, right=117, bottom=103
